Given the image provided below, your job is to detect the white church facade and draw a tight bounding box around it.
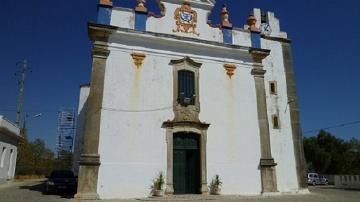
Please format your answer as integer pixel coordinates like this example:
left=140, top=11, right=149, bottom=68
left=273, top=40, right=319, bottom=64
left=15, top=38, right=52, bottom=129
left=73, top=0, right=308, bottom=199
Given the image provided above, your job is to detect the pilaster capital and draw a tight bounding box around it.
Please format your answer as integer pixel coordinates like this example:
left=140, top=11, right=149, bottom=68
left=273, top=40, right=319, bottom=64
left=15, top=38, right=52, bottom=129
left=250, top=49, right=270, bottom=63
left=260, top=158, right=277, bottom=167
left=88, top=22, right=116, bottom=42
left=92, top=46, right=110, bottom=58
left=251, top=67, right=266, bottom=77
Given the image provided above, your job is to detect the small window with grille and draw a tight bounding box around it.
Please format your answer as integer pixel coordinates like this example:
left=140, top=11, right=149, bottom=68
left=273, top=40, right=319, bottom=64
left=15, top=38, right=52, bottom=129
left=269, top=81, right=277, bottom=95
left=178, top=70, right=195, bottom=106
left=272, top=115, right=280, bottom=129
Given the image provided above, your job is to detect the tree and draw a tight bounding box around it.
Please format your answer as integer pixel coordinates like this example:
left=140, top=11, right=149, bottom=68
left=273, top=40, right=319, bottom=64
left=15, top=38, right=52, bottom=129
left=31, top=138, right=55, bottom=175
left=16, top=131, right=35, bottom=175
left=303, top=130, right=360, bottom=174
left=16, top=132, right=55, bottom=176
left=54, top=150, right=73, bottom=170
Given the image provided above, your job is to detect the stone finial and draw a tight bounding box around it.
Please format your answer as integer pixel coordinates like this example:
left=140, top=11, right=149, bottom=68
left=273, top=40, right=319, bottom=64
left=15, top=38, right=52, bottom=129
left=135, top=0, right=147, bottom=13
left=99, top=0, right=113, bottom=6
left=247, top=15, right=260, bottom=32
left=220, top=4, right=232, bottom=28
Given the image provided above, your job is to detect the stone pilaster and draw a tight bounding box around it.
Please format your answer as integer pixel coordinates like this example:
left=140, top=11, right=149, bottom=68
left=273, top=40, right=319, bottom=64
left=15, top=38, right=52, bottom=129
left=165, top=129, right=174, bottom=195
left=75, top=46, right=110, bottom=200
left=282, top=43, right=308, bottom=189
left=250, top=49, right=278, bottom=193
left=200, top=130, right=208, bottom=194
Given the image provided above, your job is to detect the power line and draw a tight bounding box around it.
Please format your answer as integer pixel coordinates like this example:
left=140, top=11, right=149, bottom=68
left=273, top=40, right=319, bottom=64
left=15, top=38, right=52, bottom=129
left=102, top=106, right=173, bottom=113
left=0, top=109, right=58, bottom=113
left=303, top=120, right=360, bottom=134
left=0, top=106, right=174, bottom=113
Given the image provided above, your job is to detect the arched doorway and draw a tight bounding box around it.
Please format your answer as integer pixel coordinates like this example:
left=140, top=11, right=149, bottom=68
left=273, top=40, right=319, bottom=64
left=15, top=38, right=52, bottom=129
left=173, top=132, right=200, bottom=194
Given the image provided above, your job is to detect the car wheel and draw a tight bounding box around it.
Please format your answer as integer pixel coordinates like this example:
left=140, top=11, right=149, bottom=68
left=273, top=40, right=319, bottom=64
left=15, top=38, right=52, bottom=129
left=312, top=181, right=316, bottom=186
left=43, top=184, right=52, bottom=195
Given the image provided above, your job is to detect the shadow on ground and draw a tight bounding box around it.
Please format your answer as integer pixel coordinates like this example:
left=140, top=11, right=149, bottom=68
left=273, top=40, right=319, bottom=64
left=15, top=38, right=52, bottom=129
left=19, top=181, right=75, bottom=199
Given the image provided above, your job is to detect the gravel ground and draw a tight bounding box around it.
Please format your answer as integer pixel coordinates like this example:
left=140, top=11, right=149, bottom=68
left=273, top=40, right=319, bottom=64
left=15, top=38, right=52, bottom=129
left=0, top=180, right=359, bottom=202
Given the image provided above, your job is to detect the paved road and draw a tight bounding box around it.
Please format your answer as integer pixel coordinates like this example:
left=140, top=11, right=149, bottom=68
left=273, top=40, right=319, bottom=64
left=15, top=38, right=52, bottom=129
left=0, top=180, right=74, bottom=202
left=0, top=180, right=359, bottom=202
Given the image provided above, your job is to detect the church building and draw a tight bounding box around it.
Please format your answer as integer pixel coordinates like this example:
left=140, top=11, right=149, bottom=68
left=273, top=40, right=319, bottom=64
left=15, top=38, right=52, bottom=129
left=73, top=0, right=308, bottom=199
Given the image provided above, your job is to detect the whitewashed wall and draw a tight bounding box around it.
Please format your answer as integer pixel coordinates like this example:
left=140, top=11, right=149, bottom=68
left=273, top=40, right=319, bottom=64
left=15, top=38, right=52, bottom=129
left=96, top=39, right=264, bottom=198
left=89, top=0, right=301, bottom=199
left=0, top=116, right=20, bottom=182
left=0, top=140, right=17, bottom=181
left=261, top=38, right=299, bottom=193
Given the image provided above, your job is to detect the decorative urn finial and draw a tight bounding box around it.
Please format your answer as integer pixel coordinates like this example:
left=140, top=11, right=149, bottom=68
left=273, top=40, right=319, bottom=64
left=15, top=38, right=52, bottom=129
left=247, top=15, right=260, bottom=32
left=99, top=0, right=113, bottom=6
left=220, top=4, right=232, bottom=28
left=135, top=0, right=147, bottom=13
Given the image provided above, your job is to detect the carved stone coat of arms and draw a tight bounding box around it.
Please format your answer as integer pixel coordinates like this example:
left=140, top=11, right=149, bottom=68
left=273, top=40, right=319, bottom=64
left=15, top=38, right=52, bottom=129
left=173, top=2, right=199, bottom=35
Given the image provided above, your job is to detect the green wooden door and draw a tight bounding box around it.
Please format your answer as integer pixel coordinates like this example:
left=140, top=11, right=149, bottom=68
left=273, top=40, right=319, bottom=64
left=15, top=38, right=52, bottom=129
left=173, top=133, right=200, bottom=194
left=173, top=149, right=186, bottom=194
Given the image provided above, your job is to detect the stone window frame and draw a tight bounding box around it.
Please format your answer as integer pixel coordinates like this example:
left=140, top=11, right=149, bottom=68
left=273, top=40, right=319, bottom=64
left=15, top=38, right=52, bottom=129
left=170, top=57, right=201, bottom=113
left=269, top=81, right=277, bottom=95
left=272, top=114, right=280, bottom=129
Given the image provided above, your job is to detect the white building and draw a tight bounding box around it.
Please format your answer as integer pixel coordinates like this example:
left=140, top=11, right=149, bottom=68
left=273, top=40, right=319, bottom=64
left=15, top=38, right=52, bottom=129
left=0, top=115, right=21, bottom=183
left=73, top=0, right=308, bottom=199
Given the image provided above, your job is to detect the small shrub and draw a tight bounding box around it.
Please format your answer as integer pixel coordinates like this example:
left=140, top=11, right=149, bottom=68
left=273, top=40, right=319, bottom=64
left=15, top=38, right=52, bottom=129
left=151, top=172, right=165, bottom=191
left=209, top=174, right=222, bottom=194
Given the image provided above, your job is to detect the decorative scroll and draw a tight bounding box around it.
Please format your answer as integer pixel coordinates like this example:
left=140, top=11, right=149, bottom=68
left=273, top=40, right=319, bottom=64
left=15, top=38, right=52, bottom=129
left=173, top=2, right=199, bottom=36
left=131, top=52, right=146, bottom=68
left=224, top=64, right=236, bottom=78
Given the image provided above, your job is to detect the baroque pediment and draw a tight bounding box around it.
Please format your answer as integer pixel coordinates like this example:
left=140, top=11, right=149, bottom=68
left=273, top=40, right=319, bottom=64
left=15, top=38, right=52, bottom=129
left=162, top=0, right=216, bottom=9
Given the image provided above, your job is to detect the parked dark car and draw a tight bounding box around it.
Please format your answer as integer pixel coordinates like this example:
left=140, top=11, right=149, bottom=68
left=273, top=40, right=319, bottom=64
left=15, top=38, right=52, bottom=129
left=44, top=170, right=77, bottom=194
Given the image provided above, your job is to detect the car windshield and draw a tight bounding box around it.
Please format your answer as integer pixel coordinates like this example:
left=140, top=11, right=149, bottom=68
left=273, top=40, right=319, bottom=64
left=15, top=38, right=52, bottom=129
left=50, top=170, right=74, bottom=178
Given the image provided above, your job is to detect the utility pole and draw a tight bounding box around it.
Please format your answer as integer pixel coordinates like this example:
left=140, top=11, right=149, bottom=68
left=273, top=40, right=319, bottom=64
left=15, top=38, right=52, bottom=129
left=15, top=60, right=30, bottom=127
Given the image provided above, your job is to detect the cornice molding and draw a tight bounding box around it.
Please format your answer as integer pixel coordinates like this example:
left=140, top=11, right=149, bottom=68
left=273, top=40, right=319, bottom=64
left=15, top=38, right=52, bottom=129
left=162, top=120, right=210, bottom=130
left=262, top=35, right=292, bottom=44
left=0, top=127, right=22, bottom=140
left=251, top=67, right=266, bottom=77
left=161, top=0, right=216, bottom=10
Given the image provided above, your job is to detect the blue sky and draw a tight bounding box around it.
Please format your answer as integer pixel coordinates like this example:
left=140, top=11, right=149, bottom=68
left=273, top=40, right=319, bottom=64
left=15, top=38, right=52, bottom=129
left=1, top=0, right=359, bottom=151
